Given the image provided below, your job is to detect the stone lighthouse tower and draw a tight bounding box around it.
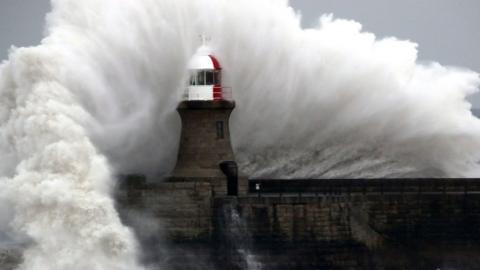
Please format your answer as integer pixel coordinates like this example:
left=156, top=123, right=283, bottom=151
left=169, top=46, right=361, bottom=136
left=169, top=44, right=242, bottom=196
left=117, top=44, right=244, bottom=241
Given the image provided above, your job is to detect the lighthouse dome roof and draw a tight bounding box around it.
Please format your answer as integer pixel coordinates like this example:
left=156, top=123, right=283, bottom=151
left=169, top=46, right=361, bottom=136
left=188, top=45, right=222, bottom=70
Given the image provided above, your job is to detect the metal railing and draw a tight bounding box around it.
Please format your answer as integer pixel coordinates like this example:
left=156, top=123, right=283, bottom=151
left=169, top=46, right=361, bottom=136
left=183, top=86, right=233, bottom=101
left=248, top=178, right=480, bottom=196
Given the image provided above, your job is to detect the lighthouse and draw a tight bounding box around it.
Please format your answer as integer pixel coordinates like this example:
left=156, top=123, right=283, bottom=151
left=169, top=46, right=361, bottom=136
left=184, top=45, right=231, bottom=101
left=170, top=44, right=241, bottom=196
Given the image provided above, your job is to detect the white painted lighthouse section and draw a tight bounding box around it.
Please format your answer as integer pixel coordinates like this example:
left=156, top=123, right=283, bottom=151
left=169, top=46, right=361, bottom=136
left=188, top=54, right=216, bottom=70
left=185, top=45, right=224, bottom=101
left=186, top=85, right=214, bottom=100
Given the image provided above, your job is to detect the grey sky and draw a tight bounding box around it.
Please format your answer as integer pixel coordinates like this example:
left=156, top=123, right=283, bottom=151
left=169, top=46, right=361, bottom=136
left=1, top=0, right=479, bottom=106
left=290, top=0, right=480, bottom=107
left=0, top=0, right=50, bottom=60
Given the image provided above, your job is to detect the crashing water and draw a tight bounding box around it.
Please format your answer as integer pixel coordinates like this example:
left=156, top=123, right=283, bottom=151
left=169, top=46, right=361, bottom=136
left=0, top=46, right=144, bottom=269
left=221, top=204, right=263, bottom=270
left=0, top=0, right=479, bottom=269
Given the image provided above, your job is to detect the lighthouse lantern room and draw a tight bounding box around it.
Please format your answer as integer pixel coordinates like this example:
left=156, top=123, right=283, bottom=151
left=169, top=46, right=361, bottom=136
left=185, top=45, right=231, bottom=101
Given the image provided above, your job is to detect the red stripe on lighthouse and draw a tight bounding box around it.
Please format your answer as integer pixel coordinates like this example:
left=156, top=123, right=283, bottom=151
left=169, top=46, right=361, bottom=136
left=213, top=85, right=222, bottom=101
left=209, top=55, right=222, bottom=70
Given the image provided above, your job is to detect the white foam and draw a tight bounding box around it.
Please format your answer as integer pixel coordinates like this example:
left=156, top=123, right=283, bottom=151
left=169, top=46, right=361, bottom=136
left=0, top=0, right=479, bottom=268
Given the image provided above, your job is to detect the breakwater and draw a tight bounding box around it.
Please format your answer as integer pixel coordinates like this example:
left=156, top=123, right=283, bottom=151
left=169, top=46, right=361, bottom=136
left=117, top=177, right=480, bottom=270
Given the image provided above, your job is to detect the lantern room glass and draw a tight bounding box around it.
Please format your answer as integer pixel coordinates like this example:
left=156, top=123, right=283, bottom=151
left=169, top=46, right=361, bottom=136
left=189, top=70, right=222, bottom=86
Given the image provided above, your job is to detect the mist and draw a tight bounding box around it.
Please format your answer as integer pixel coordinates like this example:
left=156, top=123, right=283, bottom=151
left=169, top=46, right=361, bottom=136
left=0, top=0, right=479, bottom=269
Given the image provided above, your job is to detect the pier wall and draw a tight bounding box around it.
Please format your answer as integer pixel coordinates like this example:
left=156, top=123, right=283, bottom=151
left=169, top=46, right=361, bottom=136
left=117, top=178, right=480, bottom=269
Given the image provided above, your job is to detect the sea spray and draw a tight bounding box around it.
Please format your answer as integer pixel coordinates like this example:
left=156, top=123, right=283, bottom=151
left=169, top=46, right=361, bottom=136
left=36, top=0, right=480, bottom=179
left=0, top=0, right=479, bottom=268
left=0, top=46, right=143, bottom=269
left=41, top=0, right=480, bottom=179
left=221, top=204, right=262, bottom=270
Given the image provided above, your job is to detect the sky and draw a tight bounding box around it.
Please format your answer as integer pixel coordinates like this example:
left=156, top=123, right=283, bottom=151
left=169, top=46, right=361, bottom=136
left=1, top=0, right=479, bottom=106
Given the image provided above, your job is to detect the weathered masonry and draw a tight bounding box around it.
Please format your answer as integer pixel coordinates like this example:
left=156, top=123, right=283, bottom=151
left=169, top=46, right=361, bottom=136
left=116, top=45, right=480, bottom=270
left=116, top=94, right=480, bottom=270
left=118, top=178, right=480, bottom=270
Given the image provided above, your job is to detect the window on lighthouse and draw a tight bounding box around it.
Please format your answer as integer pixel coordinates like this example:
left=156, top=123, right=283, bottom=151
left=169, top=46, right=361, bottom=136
left=205, top=71, right=214, bottom=85
left=214, top=71, right=221, bottom=85
left=197, top=71, right=206, bottom=85
left=189, top=74, right=196, bottom=85
left=189, top=70, right=221, bottom=86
